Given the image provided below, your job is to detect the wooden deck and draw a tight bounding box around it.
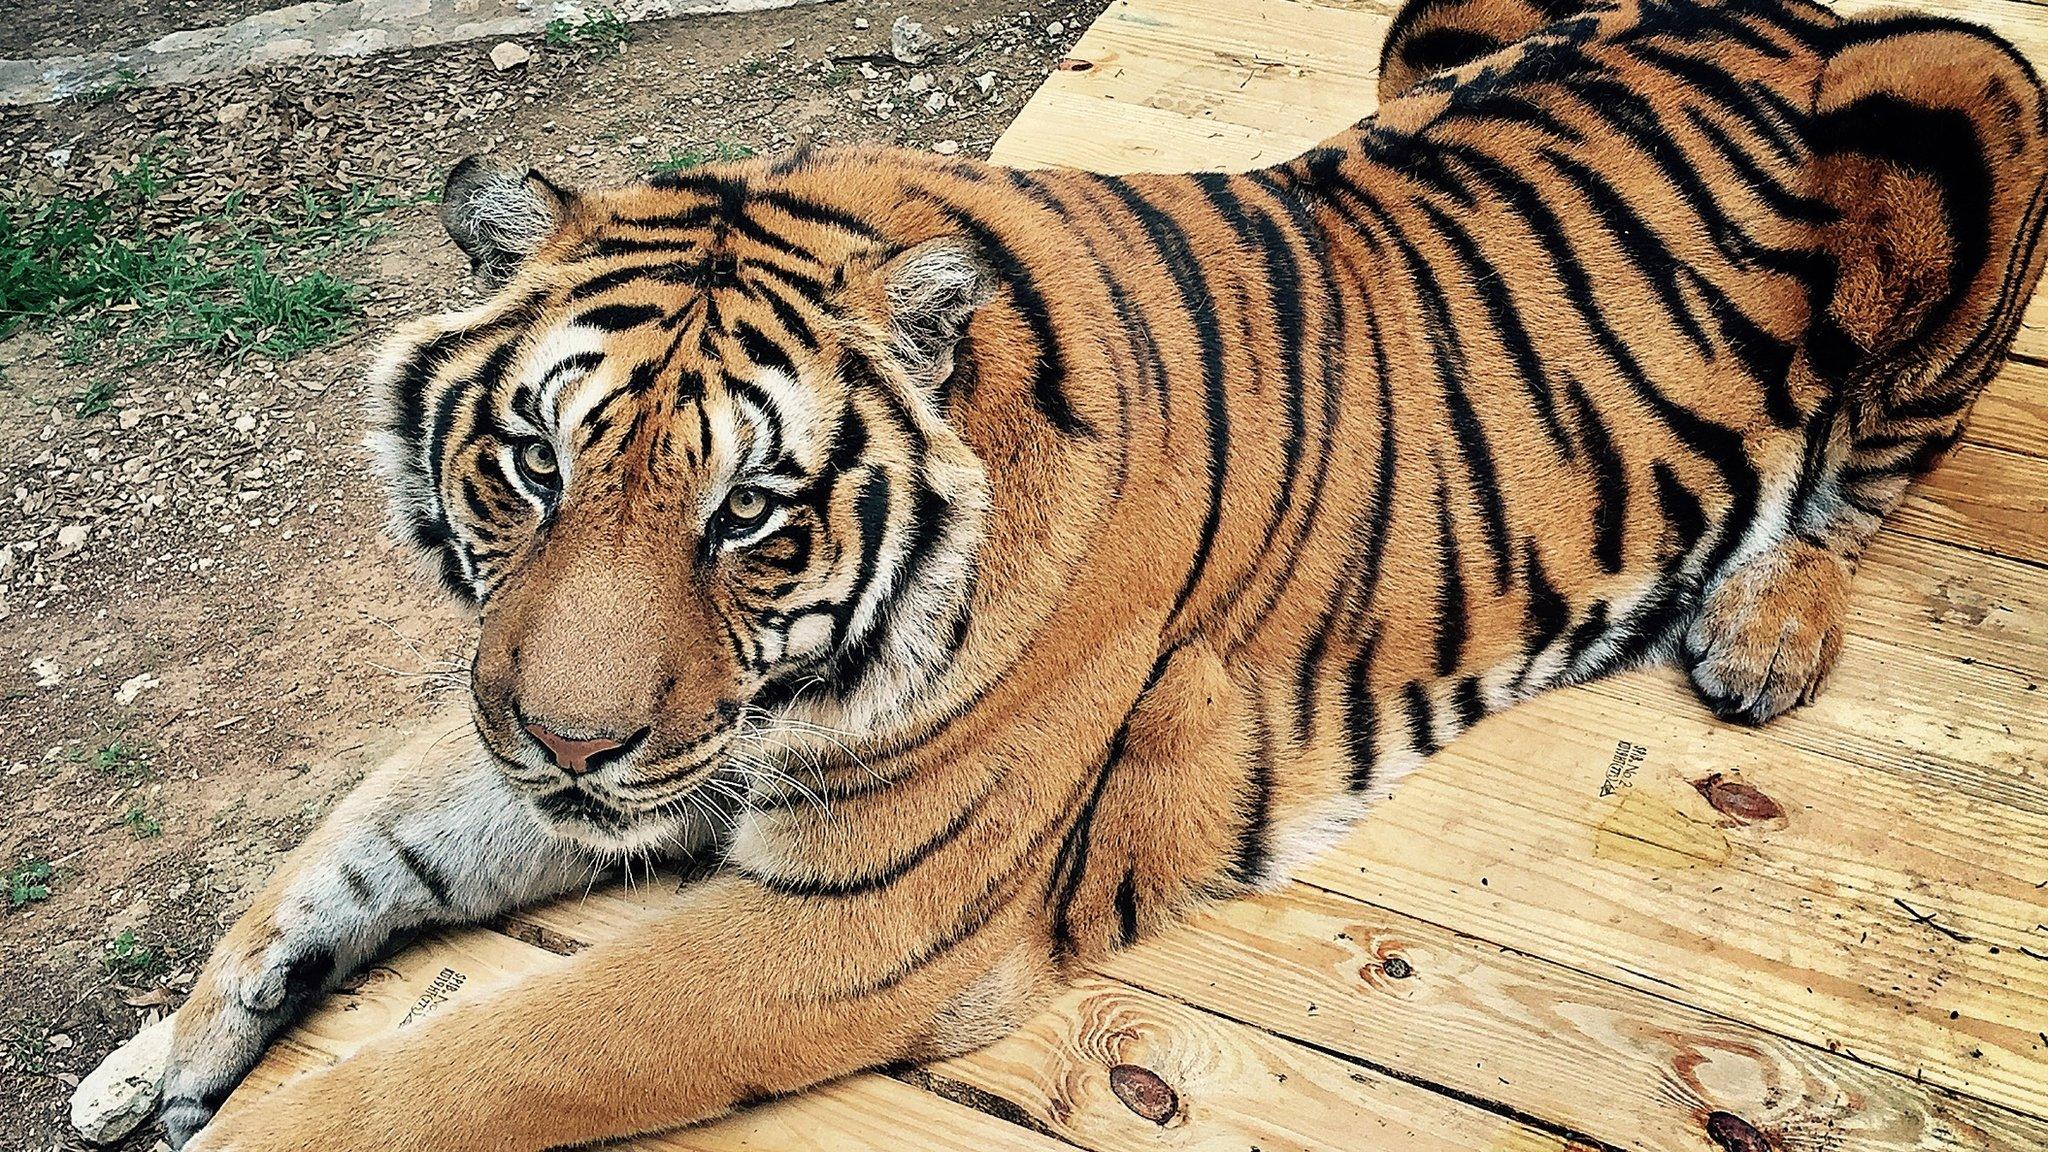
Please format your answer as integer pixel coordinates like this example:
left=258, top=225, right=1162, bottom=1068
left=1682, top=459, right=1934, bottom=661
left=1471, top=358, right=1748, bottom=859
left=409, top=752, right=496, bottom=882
left=232, top=1, right=2048, bottom=1148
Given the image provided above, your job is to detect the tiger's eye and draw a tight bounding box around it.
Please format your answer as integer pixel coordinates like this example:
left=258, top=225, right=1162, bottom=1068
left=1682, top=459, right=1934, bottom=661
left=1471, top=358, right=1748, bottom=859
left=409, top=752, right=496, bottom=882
left=723, top=486, right=770, bottom=524
left=517, top=440, right=558, bottom=480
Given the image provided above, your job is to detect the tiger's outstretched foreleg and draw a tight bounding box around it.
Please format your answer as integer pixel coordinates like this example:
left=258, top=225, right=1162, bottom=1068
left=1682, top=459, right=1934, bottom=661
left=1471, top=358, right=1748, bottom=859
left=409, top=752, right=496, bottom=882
left=180, top=874, right=1060, bottom=1152
left=160, top=725, right=635, bottom=1148
left=1685, top=16, right=2048, bottom=724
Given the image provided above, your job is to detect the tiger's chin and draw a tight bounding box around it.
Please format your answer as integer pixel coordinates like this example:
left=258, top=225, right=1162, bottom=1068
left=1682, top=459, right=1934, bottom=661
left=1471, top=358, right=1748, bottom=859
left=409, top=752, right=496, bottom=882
left=526, top=785, right=723, bottom=858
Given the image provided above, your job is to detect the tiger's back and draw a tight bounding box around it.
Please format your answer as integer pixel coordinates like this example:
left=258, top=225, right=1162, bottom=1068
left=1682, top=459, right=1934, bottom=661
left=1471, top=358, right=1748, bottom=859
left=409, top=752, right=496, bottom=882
left=981, top=0, right=2048, bottom=943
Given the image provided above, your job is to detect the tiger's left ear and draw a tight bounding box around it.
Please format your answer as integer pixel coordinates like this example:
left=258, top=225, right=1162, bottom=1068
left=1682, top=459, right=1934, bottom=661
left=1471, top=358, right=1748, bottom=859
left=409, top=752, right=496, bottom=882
left=878, top=237, right=995, bottom=387
left=439, top=156, right=578, bottom=283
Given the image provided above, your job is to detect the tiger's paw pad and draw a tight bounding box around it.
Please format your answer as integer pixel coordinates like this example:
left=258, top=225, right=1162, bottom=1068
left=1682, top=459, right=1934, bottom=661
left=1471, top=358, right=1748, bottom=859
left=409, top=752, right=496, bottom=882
left=1684, top=545, right=1849, bottom=726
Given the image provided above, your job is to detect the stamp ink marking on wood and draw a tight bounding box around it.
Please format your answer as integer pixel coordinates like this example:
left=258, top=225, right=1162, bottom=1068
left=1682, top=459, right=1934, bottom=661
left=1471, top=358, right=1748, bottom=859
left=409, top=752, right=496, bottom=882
left=400, top=968, right=468, bottom=1027
left=1599, top=741, right=1649, bottom=796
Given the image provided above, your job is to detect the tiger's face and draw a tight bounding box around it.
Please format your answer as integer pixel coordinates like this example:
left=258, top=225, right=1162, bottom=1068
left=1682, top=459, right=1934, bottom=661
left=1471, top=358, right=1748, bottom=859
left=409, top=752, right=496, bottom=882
left=369, top=157, right=994, bottom=850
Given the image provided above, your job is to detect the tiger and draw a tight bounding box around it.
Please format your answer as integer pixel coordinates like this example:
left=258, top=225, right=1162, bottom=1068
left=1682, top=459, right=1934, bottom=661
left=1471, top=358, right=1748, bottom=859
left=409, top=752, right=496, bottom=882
left=160, top=0, right=2048, bottom=1147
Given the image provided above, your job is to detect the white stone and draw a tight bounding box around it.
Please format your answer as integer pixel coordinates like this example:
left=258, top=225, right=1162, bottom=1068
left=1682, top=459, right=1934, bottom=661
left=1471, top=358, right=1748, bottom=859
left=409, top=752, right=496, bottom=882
left=1047, top=20, right=1065, bottom=36
left=70, top=1013, right=176, bottom=1145
left=214, top=100, right=249, bottom=125
left=489, top=41, right=532, bottom=71
left=890, top=15, right=932, bottom=63
left=114, top=672, right=160, bottom=706
left=232, top=413, right=257, bottom=434
left=933, top=139, right=961, bottom=155
left=905, top=72, right=931, bottom=93
left=55, top=524, right=88, bottom=553
left=31, top=658, right=63, bottom=688
left=975, top=71, right=996, bottom=96
left=924, top=90, right=947, bottom=113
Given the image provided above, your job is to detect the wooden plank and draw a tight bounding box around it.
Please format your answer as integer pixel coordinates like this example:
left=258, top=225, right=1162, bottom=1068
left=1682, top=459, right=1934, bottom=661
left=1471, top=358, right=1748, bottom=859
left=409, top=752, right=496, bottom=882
left=221, top=920, right=1068, bottom=1151
left=1093, top=883, right=2048, bottom=1152
left=1969, top=362, right=2048, bottom=459
left=1296, top=662, right=2048, bottom=1119
left=1896, top=443, right=2048, bottom=567
left=510, top=882, right=1581, bottom=1152
left=991, top=0, right=1390, bottom=174
left=931, top=977, right=1577, bottom=1152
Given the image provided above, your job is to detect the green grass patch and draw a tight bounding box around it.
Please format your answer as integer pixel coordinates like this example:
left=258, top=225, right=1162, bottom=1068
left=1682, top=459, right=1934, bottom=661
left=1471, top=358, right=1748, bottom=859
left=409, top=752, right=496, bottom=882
left=1, top=154, right=403, bottom=414
left=85, top=739, right=153, bottom=782
left=102, top=930, right=165, bottom=979
left=122, top=800, right=163, bottom=840
left=6, top=859, right=53, bottom=908
left=649, top=141, right=758, bottom=175
left=545, top=7, right=632, bottom=53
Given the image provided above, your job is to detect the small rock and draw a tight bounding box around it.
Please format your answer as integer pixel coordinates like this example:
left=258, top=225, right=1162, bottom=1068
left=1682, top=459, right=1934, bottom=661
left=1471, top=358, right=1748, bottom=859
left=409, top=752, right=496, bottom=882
left=906, top=72, right=933, bottom=94
left=31, top=658, right=62, bottom=688
left=924, top=90, right=948, bottom=114
left=854, top=16, right=869, bottom=29
left=114, top=672, right=160, bottom=706
left=215, top=101, right=249, bottom=126
left=933, top=140, right=961, bottom=155
left=55, top=524, right=89, bottom=554
left=70, top=1013, right=177, bottom=1146
left=490, top=41, right=532, bottom=71
left=975, top=71, right=997, bottom=96
left=1047, top=20, right=1067, bottom=36
left=232, top=413, right=257, bottom=434
left=890, top=15, right=933, bottom=63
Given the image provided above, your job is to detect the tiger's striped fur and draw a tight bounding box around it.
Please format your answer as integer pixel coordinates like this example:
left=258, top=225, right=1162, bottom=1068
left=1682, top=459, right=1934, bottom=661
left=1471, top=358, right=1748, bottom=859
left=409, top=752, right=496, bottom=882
left=167, top=0, right=2048, bottom=1147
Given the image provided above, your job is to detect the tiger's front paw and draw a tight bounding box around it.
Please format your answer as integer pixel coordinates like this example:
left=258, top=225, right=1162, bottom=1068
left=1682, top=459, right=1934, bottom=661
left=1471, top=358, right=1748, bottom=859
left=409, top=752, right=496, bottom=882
left=160, top=922, right=349, bottom=1148
left=1683, top=543, right=1849, bottom=726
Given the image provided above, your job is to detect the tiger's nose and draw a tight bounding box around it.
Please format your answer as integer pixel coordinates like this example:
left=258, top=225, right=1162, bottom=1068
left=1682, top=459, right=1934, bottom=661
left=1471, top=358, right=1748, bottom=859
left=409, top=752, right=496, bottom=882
left=521, top=720, right=641, bottom=776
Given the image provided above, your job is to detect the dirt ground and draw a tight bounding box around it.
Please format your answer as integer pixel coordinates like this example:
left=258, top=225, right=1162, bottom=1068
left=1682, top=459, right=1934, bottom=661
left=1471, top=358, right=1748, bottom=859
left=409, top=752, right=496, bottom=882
left=0, top=2, right=1100, bottom=1147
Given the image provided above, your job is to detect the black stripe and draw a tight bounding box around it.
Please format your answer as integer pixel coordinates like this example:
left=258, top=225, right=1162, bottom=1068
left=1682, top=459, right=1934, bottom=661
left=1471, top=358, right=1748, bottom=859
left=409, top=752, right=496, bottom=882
left=1115, top=868, right=1142, bottom=946
left=734, top=319, right=798, bottom=378
left=1099, top=177, right=1230, bottom=634
left=1049, top=652, right=1173, bottom=959
left=573, top=302, right=664, bottom=332
left=1403, top=681, right=1441, bottom=757
left=1651, top=461, right=1708, bottom=566
left=913, top=192, right=1094, bottom=437
left=743, top=783, right=991, bottom=898
left=1232, top=686, right=1276, bottom=884
left=1563, top=376, right=1628, bottom=574
left=1412, top=197, right=1574, bottom=458
left=1432, top=468, right=1467, bottom=675
left=387, top=835, right=451, bottom=907
left=1452, top=676, right=1485, bottom=729
left=1342, top=629, right=1381, bottom=791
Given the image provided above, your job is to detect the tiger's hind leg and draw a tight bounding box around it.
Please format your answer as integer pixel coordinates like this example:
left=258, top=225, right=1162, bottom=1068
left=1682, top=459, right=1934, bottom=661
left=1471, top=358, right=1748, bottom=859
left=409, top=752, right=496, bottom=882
left=1376, top=0, right=1597, bottom=103
left=1685, top=16, right=2048, bottom=725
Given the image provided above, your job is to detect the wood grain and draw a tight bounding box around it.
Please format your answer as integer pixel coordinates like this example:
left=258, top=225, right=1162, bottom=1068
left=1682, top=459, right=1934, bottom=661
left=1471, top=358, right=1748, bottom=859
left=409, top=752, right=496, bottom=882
left=1095, top=883, right=2048, bottom=1152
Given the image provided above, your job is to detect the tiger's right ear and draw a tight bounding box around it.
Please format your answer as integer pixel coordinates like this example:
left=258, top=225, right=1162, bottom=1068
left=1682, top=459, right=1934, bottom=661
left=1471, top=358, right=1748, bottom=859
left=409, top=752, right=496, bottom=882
left=439, top=156, right=577, bottom=283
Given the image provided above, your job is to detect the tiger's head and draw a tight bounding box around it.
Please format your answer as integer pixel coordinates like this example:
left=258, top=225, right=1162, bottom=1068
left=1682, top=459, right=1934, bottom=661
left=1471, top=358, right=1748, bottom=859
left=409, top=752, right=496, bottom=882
left=368, top=155, right=996, bottom=850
